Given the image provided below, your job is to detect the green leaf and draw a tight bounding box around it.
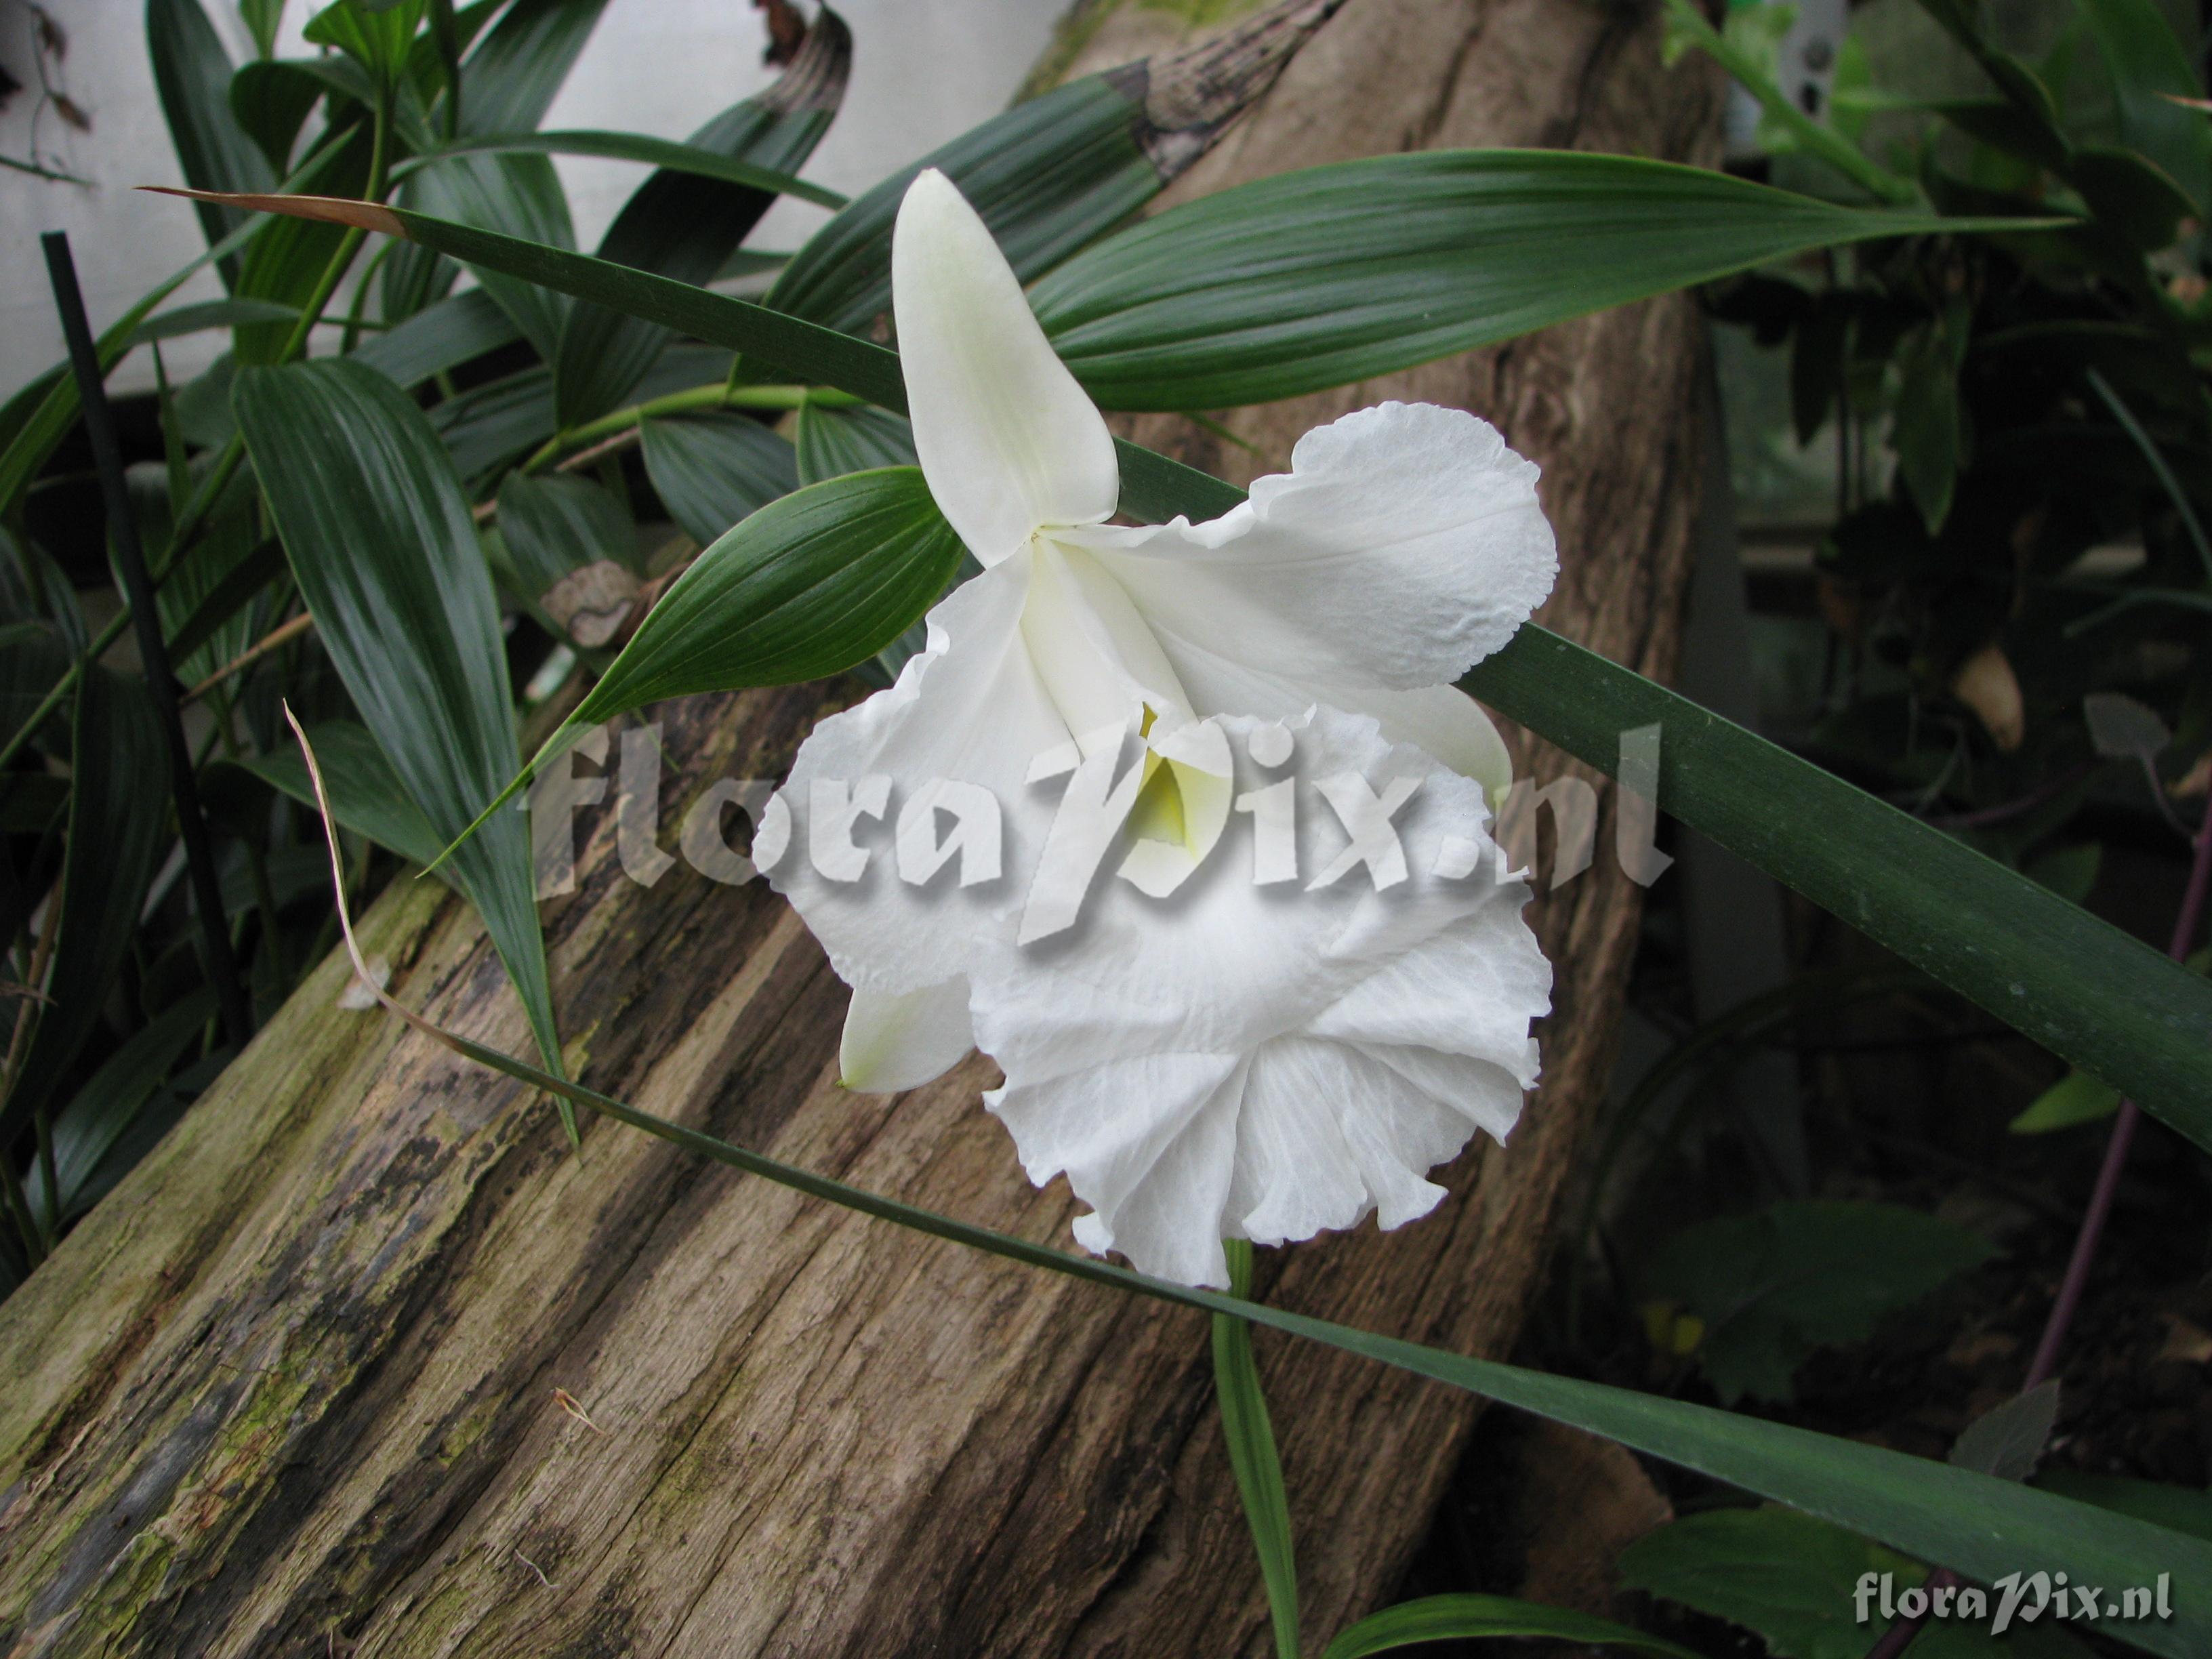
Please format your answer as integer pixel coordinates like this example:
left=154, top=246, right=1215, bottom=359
left=28, top=989, right=218, bottom=1229
left=1458, top=626, right=2212, bottom=1155
left=1620, top=1507, right=1997, bottom=1659
left=1, top=668, right=167, bottom=1149
left=239, top=718, right=445, bottom=868
left=130, top=296, right=302, bottom=346
left=230, top=120, right=377, bottom=364
left=349, top=287, right=520, bottom=388
left=1214, top=1239, right=1298, bottom=1659
left=428, top=365, right=556, bottom=487
left=1915, top=0, right=2074, bottom=170
left=493, top=473, right=642, bottom=648
left=353, top=1013, right=2212, bottom=1659
left=303, top=0, right=428, bottom=92
left=243, top=0, right=286, bottom=58
left=230, top=358, right=569, bottom=1129
left=148, top=0, right=278, bottom=271
left=2038, top=1472, right=2212, bottom=1543
left=407, top=150, right=576, bottom=361
left=2079, top=0, right=2211, bottom=213
left=1640, top=1202, right=1993, bottom=1404
left=559, top=467, right=958, bottom=729
left=794, top=401, right=915, bottom=485
left=1321, top=1595, right=1698, bottom=1659
left=2009, top=1069, right=2123, bottom=1133
left=1026, top=150, right=2060, bottom=412
left=773, top=7, right=1332, bottom=335
left=1934, top=96, right=2074, bottom=172
left=638, top=412, right=798, bottom=546
left=403, top=129, right=847, bottom=209
left=497, top=472, right=635, bottom=588
left=550, top=9, right=850, bottom=426
left=768, top=76, right=1155, bottom=333
left=228, top=58, right=352, bottom=176
left=455, top=0, right=607, bottom=136
left=1948, top=1380, right=2060, bottom=1482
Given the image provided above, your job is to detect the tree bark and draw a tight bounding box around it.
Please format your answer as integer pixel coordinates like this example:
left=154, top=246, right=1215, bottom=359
left=0, top=5, right=1718, bottom=1655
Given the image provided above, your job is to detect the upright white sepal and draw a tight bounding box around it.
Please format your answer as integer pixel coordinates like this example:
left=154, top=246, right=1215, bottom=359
left=892, top=168, right=1121, bottom=565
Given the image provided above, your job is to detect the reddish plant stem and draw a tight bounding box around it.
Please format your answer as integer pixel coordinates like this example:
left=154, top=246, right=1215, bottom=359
left=1864, top=811, right=2212, bottom=1659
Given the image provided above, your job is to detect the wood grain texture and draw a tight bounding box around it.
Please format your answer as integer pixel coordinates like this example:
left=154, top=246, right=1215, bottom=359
left=0, top=5, right=1718, bottom=1654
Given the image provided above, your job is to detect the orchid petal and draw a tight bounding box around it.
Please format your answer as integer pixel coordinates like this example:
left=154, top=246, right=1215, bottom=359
left=892, top=169, right=1120, bottom=563
left=769, top=559, right=1061, bottom=999
left=1067, top=400, right=1556, bottom=707
left=970, top=708, right=1551, bottom=1285
left=840, top=978, right=976, bottom=1092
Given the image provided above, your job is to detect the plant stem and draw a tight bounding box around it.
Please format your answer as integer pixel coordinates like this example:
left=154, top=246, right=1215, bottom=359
left=1862, top=811, right=2212, bottom=1659
left=519, top=382, right=859, bottom=474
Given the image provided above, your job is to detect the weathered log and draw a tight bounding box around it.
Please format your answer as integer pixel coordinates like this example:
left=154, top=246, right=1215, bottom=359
left=0, top=5, right=1719, bottom=1654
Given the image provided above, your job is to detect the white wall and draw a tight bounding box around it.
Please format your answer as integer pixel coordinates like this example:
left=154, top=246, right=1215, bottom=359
left=0, top=0, right=1065, bottom=395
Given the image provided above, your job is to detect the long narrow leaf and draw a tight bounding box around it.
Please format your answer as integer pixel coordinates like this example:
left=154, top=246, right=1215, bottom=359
left=1026, top=150, right=2066, bottom=411
left=147, top=0, right=276, bottom=269
left=1458, top=626, right=2212, bottom=1154
left=398, top=130, right=847, bottom=209
left=765, top=3, right=1346, bottom=333
left=232, top=359, right=570, bottom=1136
left=1215, top=1239, right=1300, bottom=1659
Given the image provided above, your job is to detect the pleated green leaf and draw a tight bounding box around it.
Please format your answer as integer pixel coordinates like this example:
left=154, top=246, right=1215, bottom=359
left=148, top=0, right=277, bottom=270
left=337, top=1000, right=2212, bottom=1659
left=762, top=11, right=1328, bottom=335
left=231, top=359, right=569, bottom=1132
left=794, top=401, right=914, bottom=484
left=454, top=0, right=607, bottom=136
left=497, top=472, right=634, bottom=589
left=766, top=75, right=1155, bottom=334
left=638, top=412, right=798, bottom=546
left=1026, top=150, right=2064, bottom=411
left=350, top=288, right=520, bottom=388
left=565, top=466, right=957, bottom=716
left=407, top=150, right=576, bottom=361
left=552, top=8, right=849, bottom=426
left=428, top=366, right=557, bottom=488
left=1321, top=1595, right=1699, bottom=1659
left=0, top=668, right=166, bottom=1149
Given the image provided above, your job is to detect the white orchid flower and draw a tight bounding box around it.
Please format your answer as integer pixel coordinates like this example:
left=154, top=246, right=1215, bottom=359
left=977, top=707, right=1550, bottom=1289
left=774, top=167, right=1557, bottom=1097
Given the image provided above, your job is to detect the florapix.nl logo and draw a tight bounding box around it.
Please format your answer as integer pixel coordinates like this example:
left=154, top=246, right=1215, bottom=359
left=524, top=713, right=1677, bottom=919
